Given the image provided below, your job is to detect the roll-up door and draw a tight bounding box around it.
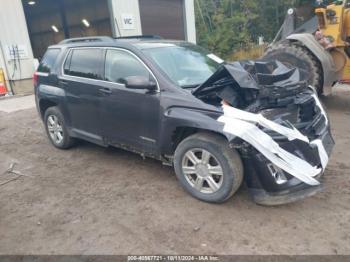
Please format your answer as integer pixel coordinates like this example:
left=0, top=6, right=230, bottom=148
left=139, top=0, right=185, bottom=40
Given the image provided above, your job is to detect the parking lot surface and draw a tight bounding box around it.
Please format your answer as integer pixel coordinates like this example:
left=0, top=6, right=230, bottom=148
left=0, top=87, right=349, bottom=255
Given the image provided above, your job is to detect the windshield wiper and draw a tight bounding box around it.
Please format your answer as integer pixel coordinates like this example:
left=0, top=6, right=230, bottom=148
left=181, top=84, right=200, bottom=89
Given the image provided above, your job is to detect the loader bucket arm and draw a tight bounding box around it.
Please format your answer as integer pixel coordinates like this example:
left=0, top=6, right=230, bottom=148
left=272, top=8, right=318, bottom=45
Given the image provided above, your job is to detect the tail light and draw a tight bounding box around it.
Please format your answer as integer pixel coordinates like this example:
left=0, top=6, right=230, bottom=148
left=33, top=72, right=38, bottom=86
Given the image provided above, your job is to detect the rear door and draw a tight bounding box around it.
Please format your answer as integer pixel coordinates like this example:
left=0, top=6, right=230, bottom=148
left=35, top=48, right=61, bottom=108
left=59, top=48, right=105, bottom=143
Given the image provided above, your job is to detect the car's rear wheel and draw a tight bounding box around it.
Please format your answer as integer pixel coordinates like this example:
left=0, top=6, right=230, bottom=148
left=174, top=133, right=243, bottom=203
left=44, top=106, right=75, bottom=149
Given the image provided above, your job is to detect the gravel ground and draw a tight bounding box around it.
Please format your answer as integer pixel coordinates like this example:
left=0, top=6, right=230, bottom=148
left=0, top=87, right=349, bottom=255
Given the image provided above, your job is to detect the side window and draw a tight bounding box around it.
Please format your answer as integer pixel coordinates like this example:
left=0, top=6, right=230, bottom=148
left=37, top=48, right=61, bottom=73
left=63, top=50, right=72, bottom=75
left=105, top=49, right=150, bottom=84
left=64, top=49, right=103, bottom=80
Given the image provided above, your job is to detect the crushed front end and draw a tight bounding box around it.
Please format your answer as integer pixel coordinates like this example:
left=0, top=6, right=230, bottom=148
left=193, top=60, right=335, bottom=205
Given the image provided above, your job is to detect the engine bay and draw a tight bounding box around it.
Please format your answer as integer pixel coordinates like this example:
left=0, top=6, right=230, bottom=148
left=193, top=60, right=311, bottom=113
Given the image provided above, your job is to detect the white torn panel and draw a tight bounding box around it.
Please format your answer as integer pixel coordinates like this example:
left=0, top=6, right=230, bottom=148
left=222, top=105, right=309, bottom=143
left=218, top=102, right=330, bottom=186
left=218, top=115, right=321, bottom=186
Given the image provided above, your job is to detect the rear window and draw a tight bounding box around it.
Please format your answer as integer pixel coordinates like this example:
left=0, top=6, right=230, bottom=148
left=64, top=49, right=104, bottom=80
left=37, top=48, right=61, bottom=73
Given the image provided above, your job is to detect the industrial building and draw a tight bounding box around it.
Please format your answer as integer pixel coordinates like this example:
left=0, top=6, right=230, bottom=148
left=0, top=0, right=196, bottom=95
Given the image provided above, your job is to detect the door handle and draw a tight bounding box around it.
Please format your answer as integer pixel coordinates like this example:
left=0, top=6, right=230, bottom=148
left=99, top=88, right=112, bottom=95
left=59, top=80, right=68, bottom=86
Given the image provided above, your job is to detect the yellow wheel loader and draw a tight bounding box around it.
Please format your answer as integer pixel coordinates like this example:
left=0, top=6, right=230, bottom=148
left=263, top=0, right=350, bottom=95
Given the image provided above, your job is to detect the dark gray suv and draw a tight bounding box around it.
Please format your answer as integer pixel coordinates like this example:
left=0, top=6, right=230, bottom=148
left=34, top=36, right=334, bottom=205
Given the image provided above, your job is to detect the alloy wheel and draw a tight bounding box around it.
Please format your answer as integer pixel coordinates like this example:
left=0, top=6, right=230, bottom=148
left=47, top=115, right=64, bottom=145
left=181, top=148, right=224, bottom=194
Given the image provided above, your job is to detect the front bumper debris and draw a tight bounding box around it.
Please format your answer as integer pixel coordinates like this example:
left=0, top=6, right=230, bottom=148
left=249, top=184, right=324, bottom=206
left=243, top=127, right=334, bottom=205
left=194, top=60, right=335, bottom=205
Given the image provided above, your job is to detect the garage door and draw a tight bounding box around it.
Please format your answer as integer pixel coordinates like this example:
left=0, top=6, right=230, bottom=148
left=22, top=0, right=112, bottom=58
left=139, top=0, right=185, bottom=40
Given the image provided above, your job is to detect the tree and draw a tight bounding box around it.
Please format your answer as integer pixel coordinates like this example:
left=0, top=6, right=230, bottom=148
left=195, top=0, right=315, bottom=59
left=195, top=0, right=259, bottom=58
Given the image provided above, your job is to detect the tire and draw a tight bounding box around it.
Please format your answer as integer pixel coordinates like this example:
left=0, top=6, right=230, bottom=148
left=44, top=106, right=75, bottom=149
left=263, top=41, right=323, bottom=94
left=174, top=132, right=243, bottom=203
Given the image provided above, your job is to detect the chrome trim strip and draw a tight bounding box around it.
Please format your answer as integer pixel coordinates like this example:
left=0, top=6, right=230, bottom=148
left=140, top=136, right=156, bottom=143
left=36, top=72, right=49, bottom=77
left=71, top=128, right=103, bottom=141
left=60, top=46, right=160, bottom=92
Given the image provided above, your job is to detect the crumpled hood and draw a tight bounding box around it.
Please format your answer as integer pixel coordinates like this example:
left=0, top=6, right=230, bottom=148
left=192, top=60, right=309, bottom=110
left=193, top=60, right=306, bottom=93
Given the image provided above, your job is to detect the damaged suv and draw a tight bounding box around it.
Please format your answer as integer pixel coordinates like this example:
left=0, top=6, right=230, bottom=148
left=34, top=36, right=334, bottom=205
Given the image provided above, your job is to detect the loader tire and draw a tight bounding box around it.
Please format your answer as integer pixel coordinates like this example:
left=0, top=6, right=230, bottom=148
left=263, top=41, right=323, bottom=94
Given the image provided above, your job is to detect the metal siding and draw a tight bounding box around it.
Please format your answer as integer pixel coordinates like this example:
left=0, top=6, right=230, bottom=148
left=0, top=0, right=35, bottom=80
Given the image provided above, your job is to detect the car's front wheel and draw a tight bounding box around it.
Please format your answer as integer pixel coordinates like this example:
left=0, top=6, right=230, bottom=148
left=174, top=133, right=243, bottom=203
left=44, top=106, right=75, bottom=149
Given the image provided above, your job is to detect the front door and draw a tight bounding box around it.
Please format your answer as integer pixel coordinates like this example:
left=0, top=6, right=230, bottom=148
left=99, top=49, right=161, bottom=154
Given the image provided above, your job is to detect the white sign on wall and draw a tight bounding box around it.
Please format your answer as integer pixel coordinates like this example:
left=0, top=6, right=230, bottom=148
left=5, top=45, right=29, bottom=60
left=121, top=14, right=135, bottom=30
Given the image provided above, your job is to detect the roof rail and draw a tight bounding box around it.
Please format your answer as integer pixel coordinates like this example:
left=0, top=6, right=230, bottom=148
left=59, top=36, right=114, bottom=44
left=114, top=35, right=163, bottom=40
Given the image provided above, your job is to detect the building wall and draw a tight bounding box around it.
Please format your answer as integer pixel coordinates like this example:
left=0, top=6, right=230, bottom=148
left=109, top=0, right=143, bottom=37
left=0, top=0, right=35, bottom=82
left=0, top=0, right=196, bottom=95
left=109, top=0, right=196, bottom=42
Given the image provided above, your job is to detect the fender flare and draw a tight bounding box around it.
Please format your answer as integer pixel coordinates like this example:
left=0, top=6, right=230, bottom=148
left=37, top=84, right=69, bottom=123
left=160, top=107, right=241, bottom=155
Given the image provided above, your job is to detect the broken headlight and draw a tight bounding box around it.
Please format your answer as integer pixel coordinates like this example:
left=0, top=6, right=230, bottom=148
left=267, top=163, right=288, bottom=185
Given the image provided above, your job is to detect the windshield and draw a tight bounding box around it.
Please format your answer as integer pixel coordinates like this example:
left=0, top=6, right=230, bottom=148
left=140, top=43, right=223, bottom=88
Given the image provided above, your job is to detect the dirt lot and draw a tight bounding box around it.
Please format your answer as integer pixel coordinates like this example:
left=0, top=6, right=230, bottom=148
left=0, top=87, right=349, bottom=255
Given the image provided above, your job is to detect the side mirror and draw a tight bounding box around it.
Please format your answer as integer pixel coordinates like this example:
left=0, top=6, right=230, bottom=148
left=124, top=76, right=157, bottom=91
